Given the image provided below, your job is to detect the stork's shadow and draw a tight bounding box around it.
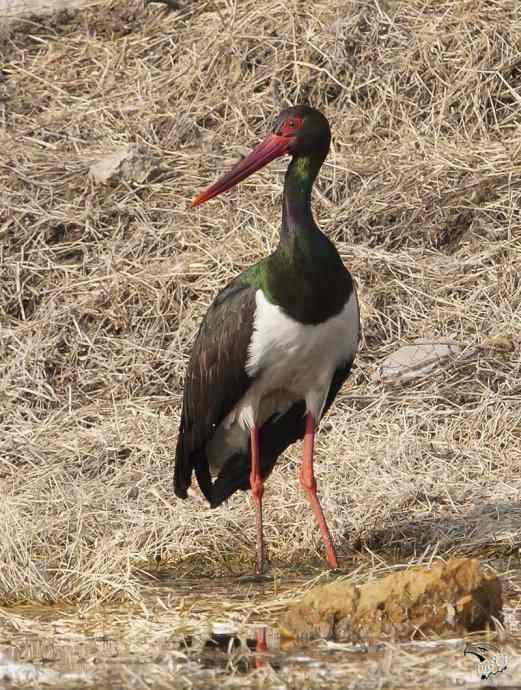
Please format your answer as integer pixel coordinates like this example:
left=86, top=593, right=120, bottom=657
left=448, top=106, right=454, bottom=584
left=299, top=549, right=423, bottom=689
left=356, top=500, right=521, bottom=558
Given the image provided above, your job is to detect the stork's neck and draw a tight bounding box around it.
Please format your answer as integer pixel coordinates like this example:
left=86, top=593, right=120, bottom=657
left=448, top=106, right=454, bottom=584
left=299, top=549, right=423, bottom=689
left=248, top=144, right=352, bottom=324
left=280, top=152, right=324, bottom=243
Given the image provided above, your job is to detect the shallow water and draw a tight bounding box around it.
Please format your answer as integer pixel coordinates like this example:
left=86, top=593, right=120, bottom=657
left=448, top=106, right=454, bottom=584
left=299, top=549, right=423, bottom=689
left=1, top=571, right=520, bottom=689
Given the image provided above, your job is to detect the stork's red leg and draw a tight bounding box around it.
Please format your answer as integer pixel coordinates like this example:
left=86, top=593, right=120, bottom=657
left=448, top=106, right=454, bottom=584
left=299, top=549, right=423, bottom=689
left=299, top=413, right=338, bottom=570
left=250, top=426, right=264, bottom=575
left=255, top=626, right=267, bottom=669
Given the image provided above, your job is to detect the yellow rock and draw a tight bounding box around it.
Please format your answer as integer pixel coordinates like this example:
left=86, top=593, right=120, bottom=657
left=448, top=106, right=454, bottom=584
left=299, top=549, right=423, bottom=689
left=280, top=558, right=502, bottom=642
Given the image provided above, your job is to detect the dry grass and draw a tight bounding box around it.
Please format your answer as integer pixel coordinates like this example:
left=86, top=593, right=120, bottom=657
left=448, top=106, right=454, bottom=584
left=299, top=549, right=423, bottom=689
left=1, top=0, right=521, bottom=605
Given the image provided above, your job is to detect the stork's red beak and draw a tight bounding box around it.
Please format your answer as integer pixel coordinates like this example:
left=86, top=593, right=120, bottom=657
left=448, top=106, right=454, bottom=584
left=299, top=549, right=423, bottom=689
left=192, top=133, right=291, bottom=208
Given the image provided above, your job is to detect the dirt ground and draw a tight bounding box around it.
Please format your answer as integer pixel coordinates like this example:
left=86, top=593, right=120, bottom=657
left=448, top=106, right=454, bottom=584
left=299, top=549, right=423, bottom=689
left=1, top=0, right=521, bottom=607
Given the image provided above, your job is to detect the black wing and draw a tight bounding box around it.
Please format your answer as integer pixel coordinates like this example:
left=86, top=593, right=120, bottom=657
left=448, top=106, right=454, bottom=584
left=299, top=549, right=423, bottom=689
left=174, top=280, right=257, bottom=502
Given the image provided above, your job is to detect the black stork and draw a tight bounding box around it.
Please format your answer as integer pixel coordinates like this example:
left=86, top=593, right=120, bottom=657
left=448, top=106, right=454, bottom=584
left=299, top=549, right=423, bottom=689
left=174, top=105, right=360, bottom=575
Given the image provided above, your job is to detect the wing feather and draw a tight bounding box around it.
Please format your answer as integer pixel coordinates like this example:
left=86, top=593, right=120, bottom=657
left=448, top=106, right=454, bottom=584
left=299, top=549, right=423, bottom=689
left=174, top=281, right=257, bottom=500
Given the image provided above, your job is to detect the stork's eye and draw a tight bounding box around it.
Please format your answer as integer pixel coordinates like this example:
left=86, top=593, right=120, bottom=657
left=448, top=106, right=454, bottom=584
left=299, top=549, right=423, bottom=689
left=279, top=115, right=302, bottom=136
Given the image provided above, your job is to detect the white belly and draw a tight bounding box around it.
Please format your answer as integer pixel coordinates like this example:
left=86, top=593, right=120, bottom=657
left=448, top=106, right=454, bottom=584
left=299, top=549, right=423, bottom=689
left=206, top=288, right=359, bottom=475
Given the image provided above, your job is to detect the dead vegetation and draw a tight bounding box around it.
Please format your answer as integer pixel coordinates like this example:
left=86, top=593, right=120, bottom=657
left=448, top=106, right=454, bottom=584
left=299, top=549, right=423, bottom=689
left=1, top=0, right=520, bottom=604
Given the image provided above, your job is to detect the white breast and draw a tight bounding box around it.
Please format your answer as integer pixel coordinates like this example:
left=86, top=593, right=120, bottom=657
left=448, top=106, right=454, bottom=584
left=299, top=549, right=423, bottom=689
left=205, top=287, right=359, bottom=475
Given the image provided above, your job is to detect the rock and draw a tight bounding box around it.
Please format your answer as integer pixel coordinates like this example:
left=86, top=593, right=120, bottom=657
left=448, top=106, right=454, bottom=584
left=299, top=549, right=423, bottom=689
left=0, top=653, right=91, bottom=684
left=89, top=144, right=161, bottom=185
left=1, top=0, right=94, bottom=18
left=379, top=338, right=462, bottom=383
left=280, top=558, right=502, bottom=642
left=144, top=0, right=180, bottom=10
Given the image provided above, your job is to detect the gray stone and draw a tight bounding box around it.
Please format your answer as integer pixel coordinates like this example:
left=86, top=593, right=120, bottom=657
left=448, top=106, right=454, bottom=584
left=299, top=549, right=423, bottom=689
left=89, top=144, right=161, bottom=185
left=380, top=338, right=462, bottom=382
